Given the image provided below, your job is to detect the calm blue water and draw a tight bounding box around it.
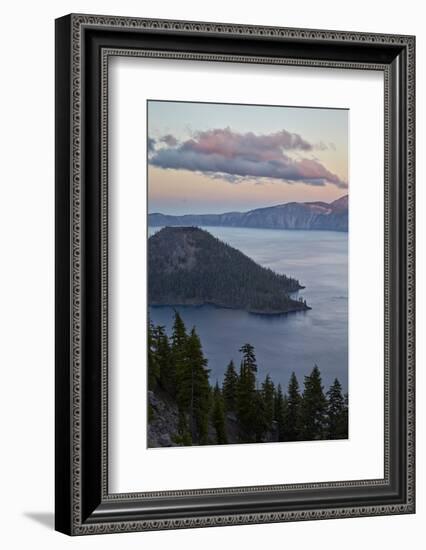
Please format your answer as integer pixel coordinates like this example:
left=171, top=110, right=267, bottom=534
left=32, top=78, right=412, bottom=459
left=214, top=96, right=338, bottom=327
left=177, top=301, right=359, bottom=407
left=148, top=226, right=348, bottom=392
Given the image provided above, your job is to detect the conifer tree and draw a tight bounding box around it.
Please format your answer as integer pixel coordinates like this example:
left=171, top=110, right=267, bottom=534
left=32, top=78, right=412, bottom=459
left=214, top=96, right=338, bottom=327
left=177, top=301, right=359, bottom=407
left=343, top=393, right=349, bottom=432
left=286, top=372, right=302, bottom=441
left=171, top=311, right=187, bottom=389
left=177, top=327, right=211, bottom=445
left=239, top=343, right=257, bottom=374
left=299, top=365, right=327, bottom=440
left=170, top=311, right=191, bottom=442
left=222, top=360, right=239, bottom=412
left=274, top=384, right=286, bottom=441
left=212, top=382, right=228, bottom=444
left=262, top=374, right=275, bottom=433
left=339, top=392, right=349, bottom=439
left=171, top=310, right=187, bottom=356
left=236, top=343, right=258, bottom=442
left=326, top=378, right=347, bottom=439
left=147, top=321, right=160, bottom=390
left=281, top=394, right=289, bottom=440
left=152, top=324, right=174, bottom=395
left=252, top=390, right=268, bottom=442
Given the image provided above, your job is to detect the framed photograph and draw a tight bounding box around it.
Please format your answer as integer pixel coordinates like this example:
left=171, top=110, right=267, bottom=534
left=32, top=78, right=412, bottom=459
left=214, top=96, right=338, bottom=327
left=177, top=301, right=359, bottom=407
left=55, top=14, right=415, bottom=535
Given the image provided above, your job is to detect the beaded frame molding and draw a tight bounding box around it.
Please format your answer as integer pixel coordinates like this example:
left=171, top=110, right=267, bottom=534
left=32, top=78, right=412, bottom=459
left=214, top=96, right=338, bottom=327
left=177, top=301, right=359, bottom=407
left=55, top=14, right=415, bottom=535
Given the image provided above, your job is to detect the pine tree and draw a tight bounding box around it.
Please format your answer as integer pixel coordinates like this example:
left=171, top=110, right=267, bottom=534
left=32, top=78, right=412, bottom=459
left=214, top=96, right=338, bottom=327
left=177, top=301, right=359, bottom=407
left=147, top=321, right=160, bottom=390
left=274, top=384, right=286, bottom=441
left=343, top=393, right=349, bottom=432
left=212, top=382, right=228, bottom=444
left=152, top=324, right=174, bottom=395
left=299, top=365, right=327, bottom=440
left=281, top=394, right=289, bottom=440
left=326, top=378, right=347, bottom=439
left=222, top=360, right=238, bottom=412
left=171, top=310, right=187, bottom=355
left=262, top=374, right=275, bottom=433
left=285, top=372, right=302, bottom=441
left=171, top=311, right=191, bottom=442
left=177, top=327, right=211, bottom=445
left=236, top=344, right=258, bottom=442
left=339, top=392, right=349, bottom=439
left=239, top=343, right=257, bottom=374
left=171, top=311, right=188, bottom=382
left=252, top=390, right=268, bottom=442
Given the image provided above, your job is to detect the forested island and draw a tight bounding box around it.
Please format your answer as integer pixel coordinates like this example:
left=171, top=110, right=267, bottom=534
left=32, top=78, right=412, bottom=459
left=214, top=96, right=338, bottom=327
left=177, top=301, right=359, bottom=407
left=148, top=312, right=348, bottom=447
left=148, top=227, right=309, bottom=315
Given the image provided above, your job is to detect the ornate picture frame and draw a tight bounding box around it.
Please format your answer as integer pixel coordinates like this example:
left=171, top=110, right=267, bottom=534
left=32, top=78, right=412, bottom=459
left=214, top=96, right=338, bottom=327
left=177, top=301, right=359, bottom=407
left=55, top=14, right=415, bottom=535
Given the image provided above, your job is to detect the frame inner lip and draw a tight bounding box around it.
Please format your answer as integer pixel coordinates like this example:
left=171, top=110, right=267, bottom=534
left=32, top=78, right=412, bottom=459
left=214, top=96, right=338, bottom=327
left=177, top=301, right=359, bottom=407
left=100, top=47, right=390, bottom=500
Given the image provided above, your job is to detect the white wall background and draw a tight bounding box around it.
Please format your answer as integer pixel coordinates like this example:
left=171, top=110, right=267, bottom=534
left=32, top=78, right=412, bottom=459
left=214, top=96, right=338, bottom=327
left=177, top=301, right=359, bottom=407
left=0, top=0, right=423, bottom=548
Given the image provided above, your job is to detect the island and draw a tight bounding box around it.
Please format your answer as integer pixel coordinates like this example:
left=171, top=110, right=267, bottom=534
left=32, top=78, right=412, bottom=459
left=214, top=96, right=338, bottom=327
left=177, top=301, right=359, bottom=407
left=148, top=226, right=310, bottom=315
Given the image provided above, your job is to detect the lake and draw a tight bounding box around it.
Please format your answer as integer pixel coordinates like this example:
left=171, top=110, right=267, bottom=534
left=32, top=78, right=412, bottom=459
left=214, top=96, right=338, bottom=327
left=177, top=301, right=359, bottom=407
left=148, top=226, right=348, bottom=392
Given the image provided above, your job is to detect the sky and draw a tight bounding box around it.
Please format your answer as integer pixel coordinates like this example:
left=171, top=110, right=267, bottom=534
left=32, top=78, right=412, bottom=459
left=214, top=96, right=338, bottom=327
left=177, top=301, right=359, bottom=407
left=147, top=100, right=348, bottom=215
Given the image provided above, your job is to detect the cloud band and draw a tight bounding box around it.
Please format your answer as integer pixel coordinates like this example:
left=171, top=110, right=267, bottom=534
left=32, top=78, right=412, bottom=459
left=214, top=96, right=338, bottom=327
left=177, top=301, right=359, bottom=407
left=148, top=127, right=347, bottom=189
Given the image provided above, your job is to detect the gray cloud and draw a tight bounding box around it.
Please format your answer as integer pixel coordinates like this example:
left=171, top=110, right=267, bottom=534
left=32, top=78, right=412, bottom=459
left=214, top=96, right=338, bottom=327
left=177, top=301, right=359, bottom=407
left=160, top=134, right=178, bottom=146
left=148, top=128, right=347, bottom=188
left=147, top=137, right=156, bottom=153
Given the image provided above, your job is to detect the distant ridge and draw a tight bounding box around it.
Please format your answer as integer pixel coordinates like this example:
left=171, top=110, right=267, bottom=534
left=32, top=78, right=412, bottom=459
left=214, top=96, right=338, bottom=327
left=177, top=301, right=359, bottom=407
left=149, top=195, right=348, bottom=232
left=148, top=227, right=309, bottom=315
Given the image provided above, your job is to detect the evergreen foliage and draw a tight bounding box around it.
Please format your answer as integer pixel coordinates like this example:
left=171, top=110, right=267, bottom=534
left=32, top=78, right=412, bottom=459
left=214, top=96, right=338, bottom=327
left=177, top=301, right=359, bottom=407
left=212, top=382, right=228, bottom=444
left=222, top=360, right=238, bottom=412
left=147, top=321, right=160, bottom=390
left=148, top=227, right=308, bottom=314
left=148, top=314, right=348, bottom=446
left=285, top=372, right=302, bottom=441
left=152, top=324, right=174, bottom=395
left=327, top=379, right=348, bottom=439
left=274, top=384, right=286, bottom=441
left=262, top=375, right=275, bottom=433
left=184, top=328, right=211, bottom=444
left=236, top=343, right=258, bottom=442
left=252, top=390, right=268, bottom=442
left=299, top=365, right=328, bottom=440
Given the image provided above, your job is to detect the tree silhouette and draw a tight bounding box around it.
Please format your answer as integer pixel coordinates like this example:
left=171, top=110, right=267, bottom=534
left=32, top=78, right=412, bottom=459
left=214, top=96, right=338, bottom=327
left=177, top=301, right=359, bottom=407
left=274, top=384, right=286, bottom=441
left=262, top=374, right=275, bottom=433
left=147, top=321, right=160, bottom=390
left=212, top=382, right=228, bottom=444
left=222, top=360, right=239, bottom=412
left=148, top=317, right=348, bottom=447
left=299, top=365, right=328, bottom=440
left=327, top=378, right=347, bottom=439
left=152, top=324, right=174, bottom=395
left=285, top=372, right=302, bottom=441
left=236, top=344, right=258, bottom=442
left=177, top=327, right=210, bottom=444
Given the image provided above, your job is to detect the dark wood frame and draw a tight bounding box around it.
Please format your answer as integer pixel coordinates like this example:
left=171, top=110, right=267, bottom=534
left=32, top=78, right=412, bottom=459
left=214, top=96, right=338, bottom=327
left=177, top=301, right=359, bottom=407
left=55, top=13, right=415, bottom=535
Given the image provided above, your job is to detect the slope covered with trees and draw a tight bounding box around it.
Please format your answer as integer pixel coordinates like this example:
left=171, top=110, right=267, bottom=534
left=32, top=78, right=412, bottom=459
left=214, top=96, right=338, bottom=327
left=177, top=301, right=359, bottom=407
left=148, top=312, right=348, bottom=447
left=148, top=227, right=309, bottom=314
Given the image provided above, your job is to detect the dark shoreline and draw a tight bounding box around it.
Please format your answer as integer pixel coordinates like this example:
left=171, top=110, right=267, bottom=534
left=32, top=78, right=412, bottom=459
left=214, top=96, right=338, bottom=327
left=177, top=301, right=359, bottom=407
left=149, top=300, right=311, bottom=316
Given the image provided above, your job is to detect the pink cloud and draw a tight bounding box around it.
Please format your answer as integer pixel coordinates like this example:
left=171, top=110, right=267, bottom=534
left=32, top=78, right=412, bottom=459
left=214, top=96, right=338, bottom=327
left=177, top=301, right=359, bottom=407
left=149, top=128, right=347, bottom=189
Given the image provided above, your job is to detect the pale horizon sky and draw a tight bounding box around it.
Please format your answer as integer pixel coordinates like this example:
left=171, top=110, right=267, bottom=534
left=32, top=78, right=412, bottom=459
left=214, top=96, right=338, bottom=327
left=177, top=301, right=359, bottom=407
left=147, top=100, right=348, bottom=215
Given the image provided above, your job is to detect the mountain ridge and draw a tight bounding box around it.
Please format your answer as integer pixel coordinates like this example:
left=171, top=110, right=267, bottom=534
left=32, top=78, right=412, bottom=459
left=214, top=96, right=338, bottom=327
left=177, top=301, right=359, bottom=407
left=149, top=195, right=348, bottom=232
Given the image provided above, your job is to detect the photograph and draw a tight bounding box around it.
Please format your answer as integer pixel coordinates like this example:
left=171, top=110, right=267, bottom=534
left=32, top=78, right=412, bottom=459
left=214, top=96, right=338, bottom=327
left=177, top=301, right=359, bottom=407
left=147, top=100, right=349, bottom=448
left=51, top=10, right=415, bottom=538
